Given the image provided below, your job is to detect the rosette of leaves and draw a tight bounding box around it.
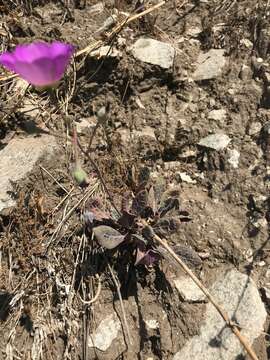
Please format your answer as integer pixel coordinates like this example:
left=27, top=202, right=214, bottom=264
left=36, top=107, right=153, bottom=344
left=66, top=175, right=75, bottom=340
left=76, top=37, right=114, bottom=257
left=83, top=167, right=200, bottom=267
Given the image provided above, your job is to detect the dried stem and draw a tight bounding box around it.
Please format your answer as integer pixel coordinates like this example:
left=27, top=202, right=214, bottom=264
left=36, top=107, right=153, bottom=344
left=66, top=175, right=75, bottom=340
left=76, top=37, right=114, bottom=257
left=107, top=263, right=132, bottom=347
left=78, top=275, right=102, bottom=305
left=142, top=221, right=259, bottom=360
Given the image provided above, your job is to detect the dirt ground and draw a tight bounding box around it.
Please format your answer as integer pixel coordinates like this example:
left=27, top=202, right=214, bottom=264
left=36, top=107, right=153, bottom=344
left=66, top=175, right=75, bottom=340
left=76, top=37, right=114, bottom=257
left=0, top=0, right=270, bottom=359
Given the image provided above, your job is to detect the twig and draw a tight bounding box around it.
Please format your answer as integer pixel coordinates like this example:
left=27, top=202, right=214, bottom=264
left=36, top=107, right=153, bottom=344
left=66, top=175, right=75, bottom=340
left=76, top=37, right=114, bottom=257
left=78, top=275, right=101, bottom=305
left=144, top=222, right=259, bottom=360
left=46, top=182, right=99, bottom=250
left=107, top=263, right=132, bottom=347
left=76, top=136, right=120, bottom=216
left=39, top=165, right=69, bottom=194
left=51, top=186, right=75, bottom=215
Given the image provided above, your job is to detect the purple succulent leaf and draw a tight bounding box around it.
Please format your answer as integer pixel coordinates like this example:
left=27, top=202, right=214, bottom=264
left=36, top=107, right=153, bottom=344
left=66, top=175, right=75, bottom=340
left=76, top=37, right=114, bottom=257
left=138, top=166, right=150, bottom=185
left=153, top=217, right=181, bottom=237
left=93, top=225, right=125, bottom=249
left=121, top=191, right=132, bottom=213
left=0, top=41, right=75, bottom=87
left=118, top=210, right=136, bottom=229
left=135, top=248, right=160, bottom=266
left=158, top=197, right=180, bottom=217
left=131, top=189, right=149, bottom=216
left=131, top=234, right=148, bottom=246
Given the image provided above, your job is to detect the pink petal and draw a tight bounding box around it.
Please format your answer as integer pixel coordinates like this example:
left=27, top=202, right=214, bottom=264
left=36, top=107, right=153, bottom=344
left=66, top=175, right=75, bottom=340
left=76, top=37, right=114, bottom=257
left=50, top=42, right=75, bottom=58
left=0, top=53, right=16, bottom=72
left=13, top=58, right=57, bottom=86
left=0, top=41, right=75, bottom=86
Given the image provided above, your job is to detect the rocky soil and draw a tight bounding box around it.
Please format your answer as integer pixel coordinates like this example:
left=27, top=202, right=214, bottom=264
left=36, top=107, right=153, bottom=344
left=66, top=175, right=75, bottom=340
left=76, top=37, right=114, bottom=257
left=0, top=1, right=270, bottom=359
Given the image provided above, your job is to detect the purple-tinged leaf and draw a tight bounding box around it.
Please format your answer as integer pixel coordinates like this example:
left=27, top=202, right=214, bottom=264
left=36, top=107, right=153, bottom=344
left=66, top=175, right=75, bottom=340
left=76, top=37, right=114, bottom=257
left=118, top=211, right=136, bottom=229
left=131, top=189, right=149, bottom=216
left=135, top=248, right=160, bottom=266
left=154, top=217, right=181, bottom=236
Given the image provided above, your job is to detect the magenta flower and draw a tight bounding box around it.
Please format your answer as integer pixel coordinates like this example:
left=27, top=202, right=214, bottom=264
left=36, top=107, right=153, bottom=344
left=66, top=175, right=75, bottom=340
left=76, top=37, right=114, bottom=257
left=0, top=41, right=75, bottom=87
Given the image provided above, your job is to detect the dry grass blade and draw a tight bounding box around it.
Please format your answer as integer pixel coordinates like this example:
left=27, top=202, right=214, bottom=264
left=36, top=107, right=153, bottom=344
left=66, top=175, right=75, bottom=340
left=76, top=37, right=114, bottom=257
left=78, top=275, right=101, bottom=305
left=143, top=221, right=259, bottom=360
left=107, top=263, right=132, bottom=347
left=46, top=181, right=100, bottom=250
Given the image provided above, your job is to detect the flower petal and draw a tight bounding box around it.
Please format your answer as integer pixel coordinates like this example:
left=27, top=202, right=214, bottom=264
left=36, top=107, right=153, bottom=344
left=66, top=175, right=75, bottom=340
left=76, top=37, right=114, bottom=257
left=13, top=58, right=57, bottom=86
left=14, top=42, right=53, bottom=63
left=0, top=41, right=75, bottom=86
left=50, top=42, right=75, bottom=58
left=0, top=53, right=16, bottom=72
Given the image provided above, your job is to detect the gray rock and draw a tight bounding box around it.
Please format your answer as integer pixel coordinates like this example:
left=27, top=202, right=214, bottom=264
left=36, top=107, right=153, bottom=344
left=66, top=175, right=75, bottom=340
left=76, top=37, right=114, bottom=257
left=174, top=276, right=206, bottom=302
left=208, top=109, right=227, bottom=122
left=131, top=38, right=175, bottom=69
left=88, top=313, right=121, bottom=351
left=248, top=122, right=261, bottom=136
left=198, top=134, right=231, bottom=151
left=193, top=49, right=226, bottom=81
left=0, top=136, right=58, bottom=211
left=173, top=269, right=267, bottom=360
left=239, top=64, right=253, bottom=81
left=227, top=149, right=240, bottom=169
left=262, top=287, right=270, bottom=305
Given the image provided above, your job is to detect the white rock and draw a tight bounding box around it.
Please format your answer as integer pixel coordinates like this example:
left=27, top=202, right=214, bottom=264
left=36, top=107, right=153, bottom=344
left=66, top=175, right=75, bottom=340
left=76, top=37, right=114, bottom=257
left=164, top=161, right=179, bottom=171
left=91, top=45, right=121, bottom=58
left=89, top=2, right=104, bottom=14
left=88, top=313, right=121, bottom=351
left=173, top=269, right=267, bottom=360
left=198, top=134, right=231, bottom=151
left=186, top=26, right=201, bottom=37
left=20, top=99, right=40, bottom=117
left=13, top=78, right=28, bottom=94
left=76, top=117, right=96, bottom=134
left=174, top=277, right=206, bottom=302
left=145, top=319, right=159, bottom=330
left=0, top=136, right=58, bottom=211
left=131, top=38, right=175, bottom=69
left=240, top=38, right=253, bottom=48
left=177, top=172, right=197, bottom=184
left=227, top=149, right=240, bottom=169
left=193, top=49, right=226, bottom=81
left=208, top=109, right=227, bottom=122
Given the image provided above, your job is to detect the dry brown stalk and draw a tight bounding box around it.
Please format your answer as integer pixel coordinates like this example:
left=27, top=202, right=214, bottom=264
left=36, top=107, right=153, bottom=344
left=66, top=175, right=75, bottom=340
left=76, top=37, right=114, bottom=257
left=107, top=263, right=132, bottom=347
left=78, top=275, right=101, bottom=305
left=144, top=222, right=259, bottom=360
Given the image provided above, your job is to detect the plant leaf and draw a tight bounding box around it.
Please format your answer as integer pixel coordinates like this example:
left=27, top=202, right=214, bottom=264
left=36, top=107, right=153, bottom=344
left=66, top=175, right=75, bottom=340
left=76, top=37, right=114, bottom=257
left=93, top=225, right=125, bottom=249
left=154, top=217, right=181, bottom=236
left=135, top=248, right=160, bottom=266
